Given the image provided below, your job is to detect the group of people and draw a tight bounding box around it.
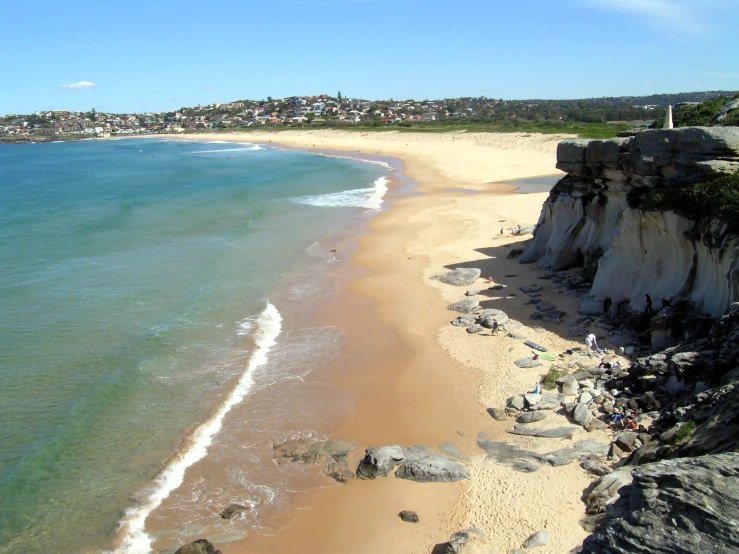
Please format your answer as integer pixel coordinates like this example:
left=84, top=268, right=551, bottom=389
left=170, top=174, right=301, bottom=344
left=608, top=405, right=638, bottom=431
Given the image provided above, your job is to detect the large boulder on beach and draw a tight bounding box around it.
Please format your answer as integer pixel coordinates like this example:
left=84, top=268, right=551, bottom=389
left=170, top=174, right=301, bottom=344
left=219, top=503, right=248, bottom=519
left=448, top=298, right=480, bottom=313
left=523, top=530, right=550, bottom=549
left=582, top=453, right=739, bottom=554
left=435, top=268, right=481, bottom=286
left=356, top=446, right=405, bottom=479
left=395, top=446, right=470, bottom=482
left=174, top=540, right=222, bottom=554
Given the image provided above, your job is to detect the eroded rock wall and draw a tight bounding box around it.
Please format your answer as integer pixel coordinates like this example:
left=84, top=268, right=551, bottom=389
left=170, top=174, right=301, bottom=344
left=522, top=127, right=739, bottom=317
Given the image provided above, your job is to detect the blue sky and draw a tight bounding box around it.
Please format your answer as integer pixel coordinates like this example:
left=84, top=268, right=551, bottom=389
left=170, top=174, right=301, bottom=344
left=1, top=0, right=738, bottom=114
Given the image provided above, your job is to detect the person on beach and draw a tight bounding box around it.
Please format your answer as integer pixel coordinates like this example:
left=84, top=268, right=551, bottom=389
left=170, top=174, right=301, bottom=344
left=585, top=333, right=600, bottom=352
left=492, top=319, right=499, bottom=335
left=534, top=382, right=542, bottom=395
left=485, top=276, right=495, bottom=284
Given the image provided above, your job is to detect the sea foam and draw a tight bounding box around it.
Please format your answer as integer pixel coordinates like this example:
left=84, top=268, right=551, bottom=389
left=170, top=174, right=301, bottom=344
left=190, top=145, right=264, bottom=153
left=291, top=176, right=388, bottom=210
left=112, top=302, right=282, bottom=554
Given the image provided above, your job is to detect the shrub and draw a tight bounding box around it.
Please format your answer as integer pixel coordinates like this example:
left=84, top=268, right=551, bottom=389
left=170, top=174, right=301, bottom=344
left=541, top=366, right=569, bottom=390
left=671, top=421, right=697, bottom=445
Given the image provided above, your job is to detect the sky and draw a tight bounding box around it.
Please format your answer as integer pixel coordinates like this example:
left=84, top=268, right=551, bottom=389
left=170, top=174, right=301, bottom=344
left=1, top=0, right=738, bottom=114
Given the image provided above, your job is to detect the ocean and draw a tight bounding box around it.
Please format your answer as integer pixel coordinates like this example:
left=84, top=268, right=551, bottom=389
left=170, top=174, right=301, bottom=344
left=0, top=138, right=390, bottom=554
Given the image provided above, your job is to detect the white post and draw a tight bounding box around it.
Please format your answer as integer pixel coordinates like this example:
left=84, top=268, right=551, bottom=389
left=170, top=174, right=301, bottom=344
left=664, top=105, right=674, bottom=129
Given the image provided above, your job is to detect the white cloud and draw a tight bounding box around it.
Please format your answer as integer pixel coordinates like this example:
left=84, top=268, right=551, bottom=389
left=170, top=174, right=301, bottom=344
left=581, top=0, right=719, bottom=34
left=59, top=81, right=96, bottom=90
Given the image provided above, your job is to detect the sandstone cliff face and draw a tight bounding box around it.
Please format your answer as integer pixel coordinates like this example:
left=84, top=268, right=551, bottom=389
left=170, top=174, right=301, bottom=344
left=521, top=127, right=739, bottom=317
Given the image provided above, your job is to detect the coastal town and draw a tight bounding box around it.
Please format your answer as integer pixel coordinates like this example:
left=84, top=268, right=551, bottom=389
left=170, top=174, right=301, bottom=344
left=2, top=91, right=732, bottom=141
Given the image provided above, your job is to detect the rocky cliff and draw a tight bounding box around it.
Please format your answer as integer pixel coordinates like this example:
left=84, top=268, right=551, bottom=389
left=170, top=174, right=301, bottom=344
left=521, top=127, right=739, bottom=318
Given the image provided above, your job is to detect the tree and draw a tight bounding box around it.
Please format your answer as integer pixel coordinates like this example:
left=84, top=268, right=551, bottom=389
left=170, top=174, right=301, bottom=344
left=338, top=91, right=342, bottom=102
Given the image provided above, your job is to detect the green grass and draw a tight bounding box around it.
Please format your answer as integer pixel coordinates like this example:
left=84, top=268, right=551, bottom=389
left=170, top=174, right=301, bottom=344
left=671, top=421, right=697, bottom=445
left=193, top=120, right=630, bottom=139
left=541, top=367, right=569, bottom=390
left=628, top=171, right=739, bottom=228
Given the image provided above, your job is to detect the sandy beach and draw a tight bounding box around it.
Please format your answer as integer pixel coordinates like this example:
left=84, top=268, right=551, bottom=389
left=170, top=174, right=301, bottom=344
left=150, top=130, right=610, bottom=554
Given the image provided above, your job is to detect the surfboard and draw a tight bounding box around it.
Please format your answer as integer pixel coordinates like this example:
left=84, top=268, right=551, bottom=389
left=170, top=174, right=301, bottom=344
left=533, top=350, right=556, bottom=361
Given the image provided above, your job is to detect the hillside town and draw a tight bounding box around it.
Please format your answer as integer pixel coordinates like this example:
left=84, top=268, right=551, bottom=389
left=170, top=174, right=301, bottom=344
left=1, top=91, right=735, bottom=141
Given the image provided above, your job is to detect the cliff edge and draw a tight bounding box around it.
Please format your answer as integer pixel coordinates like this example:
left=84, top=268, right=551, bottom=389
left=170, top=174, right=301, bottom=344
left=521, top=127, right=739, bottom=318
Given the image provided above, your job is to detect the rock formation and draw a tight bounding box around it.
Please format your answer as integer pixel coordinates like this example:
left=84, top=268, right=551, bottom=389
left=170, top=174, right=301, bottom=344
left=520, top=127, right=739, bottom=318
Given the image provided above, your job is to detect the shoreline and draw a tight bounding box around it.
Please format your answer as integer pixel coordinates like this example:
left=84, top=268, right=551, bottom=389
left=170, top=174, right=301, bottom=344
left=142, top=130, right=604, bottom=554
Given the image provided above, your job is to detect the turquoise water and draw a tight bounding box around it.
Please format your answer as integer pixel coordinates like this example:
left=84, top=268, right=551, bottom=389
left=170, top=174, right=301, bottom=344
left=0, top=139, right=387, bottom=554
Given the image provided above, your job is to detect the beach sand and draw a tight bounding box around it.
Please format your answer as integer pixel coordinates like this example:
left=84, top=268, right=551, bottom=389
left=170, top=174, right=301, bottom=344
left=151, top=130, right=608, bottom=554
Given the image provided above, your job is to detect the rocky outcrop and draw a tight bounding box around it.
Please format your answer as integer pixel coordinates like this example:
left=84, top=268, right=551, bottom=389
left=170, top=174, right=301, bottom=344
left=581, top=453, right=739, bottom=554
left=521, top=127, right=739, bottom=317
left=272, top=437, right=356, bottom=482
left=357, top=445, right=470, bottom=482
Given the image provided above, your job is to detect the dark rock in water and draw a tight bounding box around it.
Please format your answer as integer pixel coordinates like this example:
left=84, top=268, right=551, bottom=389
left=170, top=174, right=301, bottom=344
left=507, top=424, right=578, bottom=439
left=466, top=324, right=484, bottom=334
left=435, top=268, right=481, bottom=286
left=273, top=437, right=357, bottom=484
left=357, top=445, right=406, bottom=479
left=324, top=457, right=355, bottom=483
left=529, top=311, right=543, bottom=320
left=524, top=339, right=548, bottom=352
left=448, top=298, right=480, bottom=313
left=520, top=285, right=543, bottom=294
left=220, top=503, right=248, bottom=519
left=174, top=539, right=222, bottom=554
left=523, top=530, right=550, bottom=549
left=398, top=510, right=420, bottom=523
left=442, top=528, right=497, bottom=554
left=581, top=453, right=739, bottom=554
left=514, top=357, right=542, bottom=368
left=487, top=407, right=508, bottom=421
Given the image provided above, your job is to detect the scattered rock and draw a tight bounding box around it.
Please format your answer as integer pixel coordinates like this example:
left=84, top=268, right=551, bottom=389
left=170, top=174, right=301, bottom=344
left=507, top=395, right=525, bottom=410
left=451, top=317, right=474, bottom=327
left=442, top=528, right=500, bottom=554
left=398, top=510, right=420, bottom=523
left=515, top=357, right=542, bottom=368
left=573, top=402, right=593, bottom=426
left=448, top=298, right=480, bottom=313
left=395, top=447, right=470, bottom=483
left=542, top=310, right=565, bottom=323
left=529, top=312, right=543, bottom=320
left=356, top=446, right=406, bottom=479
left=507, top=424, right=578, bottom=439
left=507, top=248, right=525, bottom=259
left=562, top=375, right=579, bottom=396
left=583, top=467, right=634, bottom=515
left=466, top=324, right=484, bottom=334
left=219, top=503, right=248, bottom=519
left=523, top=530, right=550, bottom=549
left=174, top=540, right=222, bottom=554
left=434, top=268, right=481, bottom=286
left=465, top=289, right=481, bottom=296
left=536, top=301, right=557, bottom=312
left=523, top=393, right=541, bottom=407
left=517, top=411, right=548, bottom=423
left=489, top=284, right=504, bottom=290
left=487, top=407, right=508, bottom=421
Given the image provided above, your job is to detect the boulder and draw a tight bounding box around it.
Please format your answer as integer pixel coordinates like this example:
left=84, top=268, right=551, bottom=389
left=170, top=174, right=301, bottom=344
left=573, top=402, right=593, bottom=425
left=443, top=528, right=500, bottom=554
left=508, top=395, right=526, bottom=410
left=580, top=295, right=607, bottom=316
left=219, top=503, right=248, bottom=519
left=523, top=530, right=550, bottom=549
left=448, top=298, right=480, bottom=314
left=583, top=467, right=634, bottom=515
left=562, top=376, right=579, bottom=396
left=174, top=540, right=222, bottom=554
left=515, top=357, right=542, bottom=368
left=356, top=446, right=405, bottom=479
left=435, top=268, right=481, bottom=286
left=581, top=453, right=739, bottom=554
left=466, top=324, right=484, bottom=334
left=517, top=411, right=548, bottom=424
left=478, top=309, right=510, bottom=325
left=542, top=310, right=565, bottom=323
left=487, top=407, right=508, bottom=421
left=395, top=446, right=470, bottom=482
left=523, top=393, right=541, bottom=407
left=507, top=424, right=579, bottom=439
left=451, top=317, right=474, bottom=327
left=536, top=301, right=557, bottom=312
left=398, top=510, right=420, bottom=523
